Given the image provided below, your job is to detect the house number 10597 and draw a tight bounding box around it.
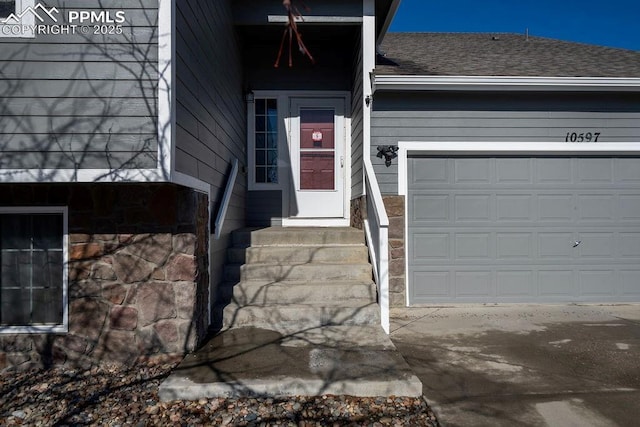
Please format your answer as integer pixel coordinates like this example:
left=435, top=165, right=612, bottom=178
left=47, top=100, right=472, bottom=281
left=565, top=132, right=600, bottom=142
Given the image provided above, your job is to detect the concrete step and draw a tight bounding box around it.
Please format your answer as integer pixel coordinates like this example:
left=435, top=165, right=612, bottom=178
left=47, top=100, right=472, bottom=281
left=225, top=280, right=377, bottom=306
left=222, top=302, right=381, bottom=332
left=228, top=263, right=373, bottom=283
left=227, top=245, right=369, bottom=265
left=232, top=227, right=365, bottom=247
left=159, top=326, right=422, bottom=400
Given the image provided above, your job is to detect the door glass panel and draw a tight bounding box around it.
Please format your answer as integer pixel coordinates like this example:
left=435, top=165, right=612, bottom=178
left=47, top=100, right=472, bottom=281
left=300, top=109, right=334, bottom=149
left=299, top=108, right=335, bottom=190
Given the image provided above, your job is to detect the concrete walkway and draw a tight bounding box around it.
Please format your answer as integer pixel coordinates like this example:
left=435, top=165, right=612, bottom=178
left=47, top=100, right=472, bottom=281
left=390, top=304, right=640, bottom=427
left=159, top=325, right=422, bottom=400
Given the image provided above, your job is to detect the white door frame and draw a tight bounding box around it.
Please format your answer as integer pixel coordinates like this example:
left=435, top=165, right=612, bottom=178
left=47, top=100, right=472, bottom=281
left=282, top=92, right=351, bottom=227
left=284, top=97, right=349, bottom=226
left=247, top=91, right=351, bottom=227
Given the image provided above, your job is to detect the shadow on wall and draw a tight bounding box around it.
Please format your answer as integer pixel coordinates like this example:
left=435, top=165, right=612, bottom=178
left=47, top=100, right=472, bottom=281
left=0, top=183, right=210, bottom=371
left=0, top=2, right=211, bottom=370
left=0, top=1, right=164, bottom=180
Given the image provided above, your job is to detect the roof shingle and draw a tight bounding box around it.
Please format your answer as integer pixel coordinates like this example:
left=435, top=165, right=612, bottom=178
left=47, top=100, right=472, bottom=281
left=376, top=33, right=640, bottom=77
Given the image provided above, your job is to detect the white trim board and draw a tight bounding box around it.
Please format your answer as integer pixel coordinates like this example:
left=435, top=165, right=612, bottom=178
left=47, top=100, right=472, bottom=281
left=157, top=0, right=175, bottom=181
left=0, top=169, right=165, bottom=183
left=374, top=75, right=640, bottom=92
left=397, top=141, right=640, bottom=196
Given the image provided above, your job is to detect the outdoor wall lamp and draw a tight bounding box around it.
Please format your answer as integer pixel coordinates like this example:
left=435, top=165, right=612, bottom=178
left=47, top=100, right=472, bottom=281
left=377, top=145, right=398, bottom=167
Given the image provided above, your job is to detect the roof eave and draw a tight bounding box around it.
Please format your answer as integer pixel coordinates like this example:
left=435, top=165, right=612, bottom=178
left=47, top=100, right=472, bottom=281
left=377, top=0, right=401, bottom=43
left=373, top=75, right=640, bottom=92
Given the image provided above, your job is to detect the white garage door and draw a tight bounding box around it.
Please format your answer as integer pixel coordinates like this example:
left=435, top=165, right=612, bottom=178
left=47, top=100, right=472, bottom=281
left=408, top=156, right=640, bottom=304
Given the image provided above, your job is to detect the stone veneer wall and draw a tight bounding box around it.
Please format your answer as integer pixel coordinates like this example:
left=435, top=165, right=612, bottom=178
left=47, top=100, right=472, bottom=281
left=0, top=184, right=209, bottom=371
left=352, top=195, right=406, bottom=307
left=384, top=196, right=406, bottom=307
left=350, top=196, right=366, bottom=230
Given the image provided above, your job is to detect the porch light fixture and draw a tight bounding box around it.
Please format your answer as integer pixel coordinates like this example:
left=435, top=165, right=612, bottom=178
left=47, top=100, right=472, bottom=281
left=377, top=145, right=398, bottom=167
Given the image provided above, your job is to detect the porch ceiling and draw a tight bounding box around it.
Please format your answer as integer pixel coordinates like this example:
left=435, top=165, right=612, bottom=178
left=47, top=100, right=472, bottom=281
left=232, top=0, right=364, bottom=26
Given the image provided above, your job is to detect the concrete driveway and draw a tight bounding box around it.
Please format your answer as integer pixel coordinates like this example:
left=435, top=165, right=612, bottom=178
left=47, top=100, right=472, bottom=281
left=390, top=305, right=640, bottom=427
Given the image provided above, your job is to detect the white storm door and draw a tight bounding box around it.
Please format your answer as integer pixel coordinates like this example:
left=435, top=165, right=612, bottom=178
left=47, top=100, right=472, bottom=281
left=289, top=98, right=345, bottom=218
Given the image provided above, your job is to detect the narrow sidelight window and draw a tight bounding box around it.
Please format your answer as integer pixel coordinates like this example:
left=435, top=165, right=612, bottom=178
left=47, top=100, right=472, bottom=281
left=254, top=98, right=278, bottom=184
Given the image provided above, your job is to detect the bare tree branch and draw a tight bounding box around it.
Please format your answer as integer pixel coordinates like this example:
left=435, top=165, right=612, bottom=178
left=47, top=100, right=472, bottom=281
left=275, top=0, right=314, bottom=67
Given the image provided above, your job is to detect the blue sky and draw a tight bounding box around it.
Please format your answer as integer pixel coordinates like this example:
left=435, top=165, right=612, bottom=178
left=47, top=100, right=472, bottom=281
left=390, top=0, right=640, bottom=51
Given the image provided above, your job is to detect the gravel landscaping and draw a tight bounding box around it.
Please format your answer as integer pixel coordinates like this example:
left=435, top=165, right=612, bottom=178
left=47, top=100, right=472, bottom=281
left=0, top=359, right=439, bottom=426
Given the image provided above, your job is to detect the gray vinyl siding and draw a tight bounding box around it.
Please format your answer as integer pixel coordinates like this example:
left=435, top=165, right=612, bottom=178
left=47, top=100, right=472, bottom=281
left=350, top=34, right=364, bottom=198
left=175, top=0, right=246, bottom=231
left=175, top=0, right=247, bottom=321
left=371, top=91, right=640, bottom=194
left=247, top=191, right=283, bottom=227
left=0, top=1, right=159, bottom=170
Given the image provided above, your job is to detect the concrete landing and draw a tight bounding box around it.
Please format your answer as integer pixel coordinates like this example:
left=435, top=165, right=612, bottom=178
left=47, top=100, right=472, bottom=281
left=159, top=326, right=422, bottom=401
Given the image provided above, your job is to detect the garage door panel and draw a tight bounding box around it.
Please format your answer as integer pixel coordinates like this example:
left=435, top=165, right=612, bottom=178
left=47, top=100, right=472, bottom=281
left=454, top=194, right=492, bottom=221
left=577, top=158, right=614, bottom=183
left=455, top=233, right=492, bottom=259
left=455, top=271, right=492, bottom=298
left=579, top=270, right=616, bottom=296
left=496, top=271, right=535, bottom=297
left=497, top=233, right=534, bottom=259
left=620, top=195, right=640, bottom=220
left=497, top=194, right=534, bottom=221
left=454, top=158, right=491, bottom=183
left=616, top=159, right=640, bottom=182
left=539, top=270, right=575, bottom=297
left=538, top=233, right=574, bottom=259
left=576, top=233, right=615, bottom=258
left=619, top=233, right=640, bottom=257
left=496, top=158, right=533, bottom=183
left=620, top=271, right=640, bottom=296
left=412, top=233, right=450, bottom=260
left=536, top=158, right=573, bottom=183
left=577, top=195, right=615, bottom=221
left=411, top=158, right=449, bottom=184
left=412, top=194, right=449, bottom=222
left=408, top=156, right=640, bottom=304
left=538, top=195, right=574, bottom=222
left=412, top=271, right=451, bottom=298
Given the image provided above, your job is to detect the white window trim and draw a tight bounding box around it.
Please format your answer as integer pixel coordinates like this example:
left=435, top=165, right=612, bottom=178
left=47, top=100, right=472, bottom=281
left=0, top=206, right=69, bottom=334
left=0, top=0, right=36, bottom=39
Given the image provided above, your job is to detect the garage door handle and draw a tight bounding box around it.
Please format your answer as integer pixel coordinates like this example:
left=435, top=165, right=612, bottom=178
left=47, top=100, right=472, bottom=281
left=573, top=240, right=581, bottom=248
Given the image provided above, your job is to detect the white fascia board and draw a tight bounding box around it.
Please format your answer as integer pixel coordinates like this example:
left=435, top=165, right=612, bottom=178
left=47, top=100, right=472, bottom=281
left=377, top=0, right=401, bottom=43
left=0, top=169, right=165, bottom=183
left=374, top=75, right=640, bottom=92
